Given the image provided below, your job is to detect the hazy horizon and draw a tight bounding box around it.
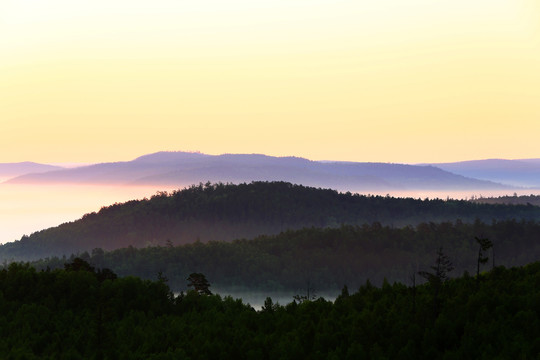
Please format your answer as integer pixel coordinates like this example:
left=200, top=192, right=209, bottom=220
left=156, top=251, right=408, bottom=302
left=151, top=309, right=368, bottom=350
left=1, top=150, right=540, bottom=168
left=2, top=1, right=539, bottom=243
left=2, top=149, right=540, bottom=245
left=2, top=1, right=539, bottom=164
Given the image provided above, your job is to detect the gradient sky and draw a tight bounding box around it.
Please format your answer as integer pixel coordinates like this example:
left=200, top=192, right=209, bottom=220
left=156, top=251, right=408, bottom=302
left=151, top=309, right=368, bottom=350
left=1, top=0, right=539, bottom=164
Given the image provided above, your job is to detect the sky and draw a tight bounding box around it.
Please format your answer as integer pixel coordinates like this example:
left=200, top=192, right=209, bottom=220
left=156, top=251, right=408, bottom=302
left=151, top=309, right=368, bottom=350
left=1, top=0, right=539, bottom=164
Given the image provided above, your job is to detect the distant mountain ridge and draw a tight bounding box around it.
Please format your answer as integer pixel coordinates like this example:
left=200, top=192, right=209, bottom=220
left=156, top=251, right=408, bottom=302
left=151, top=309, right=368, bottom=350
left=427, top=159, right=540, bottom=188
left=7, top=151, right=509, bottom=192
left=0, top=162, right=64, bottom=181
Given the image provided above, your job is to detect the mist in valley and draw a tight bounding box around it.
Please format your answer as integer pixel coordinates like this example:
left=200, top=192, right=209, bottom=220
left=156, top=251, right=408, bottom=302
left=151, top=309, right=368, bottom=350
left=2, top=181, right=539, bottom=246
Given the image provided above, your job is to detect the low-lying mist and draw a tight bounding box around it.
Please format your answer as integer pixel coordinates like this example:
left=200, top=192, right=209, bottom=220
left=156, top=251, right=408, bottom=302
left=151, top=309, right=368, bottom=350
left=1, top=181, right=539, bottom=245
left=176, top=289, right=339, bottom=311
left=0, top=183, right=179, bottom=244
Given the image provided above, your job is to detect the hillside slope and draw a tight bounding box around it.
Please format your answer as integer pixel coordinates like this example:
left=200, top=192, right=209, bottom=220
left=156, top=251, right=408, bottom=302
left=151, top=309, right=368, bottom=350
left=32, top=219, right=540, bottom=293
left=2, top=181, right=540, bottom=261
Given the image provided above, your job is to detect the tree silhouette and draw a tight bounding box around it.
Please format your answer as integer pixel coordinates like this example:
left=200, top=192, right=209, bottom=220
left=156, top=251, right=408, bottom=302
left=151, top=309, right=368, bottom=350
left=262, top=297, right=278, bottom=313
left=475, top=236, right=493, bottom=288
left=187, top=273, right=212, bottom=295
left=418, top=247, right=454, bottom=318
left=64, top=257, right=95, bottom=273
left=418, top=247, right=454, bottom=284
left=293, top=280, right=317, bottom=303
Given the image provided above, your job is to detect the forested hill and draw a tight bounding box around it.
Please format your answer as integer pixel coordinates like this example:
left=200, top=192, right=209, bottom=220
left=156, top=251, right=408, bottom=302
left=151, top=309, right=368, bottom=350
left=3, top=182, right=540, bottom=262
left=33, top=219, right=540, bottom=292
left=472, top=194, right=540, bottom=206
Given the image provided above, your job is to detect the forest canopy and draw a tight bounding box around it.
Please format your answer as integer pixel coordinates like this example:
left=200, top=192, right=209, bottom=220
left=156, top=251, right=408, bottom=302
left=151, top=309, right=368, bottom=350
left=3, top=181, right=540, bottom=262
left=1, top=257, right=540, bottom=359
left=32, top=219, right=540, bottom=293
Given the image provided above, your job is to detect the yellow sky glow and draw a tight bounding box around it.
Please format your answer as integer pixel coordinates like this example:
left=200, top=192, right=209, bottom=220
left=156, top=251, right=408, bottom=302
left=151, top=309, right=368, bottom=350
left=1, top=0, right=539, bottom=163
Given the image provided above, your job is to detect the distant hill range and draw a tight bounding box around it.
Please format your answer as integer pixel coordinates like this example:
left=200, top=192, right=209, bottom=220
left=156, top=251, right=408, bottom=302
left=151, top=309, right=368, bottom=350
left=2, top=181, right=540, bottom=262
left=5, top=151, right=509, bottom=191
left=427, top=159, right=540, bottom=188
left=0, top=162, right=63, bottom=181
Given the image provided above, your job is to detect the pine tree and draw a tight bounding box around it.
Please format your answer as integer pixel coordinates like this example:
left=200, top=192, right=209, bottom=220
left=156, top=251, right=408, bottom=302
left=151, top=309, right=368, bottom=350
left=418, top=247, right=454, bottom=318
left=475, top=236, right=493, bottom=288
left=187, top=273, right=212, bottom=295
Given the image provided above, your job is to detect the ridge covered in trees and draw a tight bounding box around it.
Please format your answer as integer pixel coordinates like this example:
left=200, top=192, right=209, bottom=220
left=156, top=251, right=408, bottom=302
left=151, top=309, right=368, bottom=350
left=3, top=181, right=540, bottom=261
left=472, top=193, right=540, bottom=206
left=2, top=257, right=540, bottom=358
left=33, top=219, right=540, bottom=293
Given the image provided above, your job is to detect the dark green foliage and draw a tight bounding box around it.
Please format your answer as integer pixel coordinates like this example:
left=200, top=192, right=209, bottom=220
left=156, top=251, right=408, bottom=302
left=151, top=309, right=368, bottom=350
left=31, top=218, right=540, bottom=293
left=187, top=273, right=212, bottom=295
left=3, top=181, right=540, bottom=261
left=476, top=237, right=493, bottom=266
left=419, top=247, right=454, bottom=284
left=64, top=257, right=95, bottom=273
left=475, top=237, right=494, bottom=285
left=2, top=261, right=540, bottom=358
left=473, top=194, right=540, bottom=206
left=418, top=247, right=454, bottom=318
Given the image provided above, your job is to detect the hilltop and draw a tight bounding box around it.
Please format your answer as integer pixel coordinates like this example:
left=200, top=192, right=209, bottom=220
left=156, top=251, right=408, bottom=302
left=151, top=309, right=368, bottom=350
left=2, top=181, right=540, bottom=262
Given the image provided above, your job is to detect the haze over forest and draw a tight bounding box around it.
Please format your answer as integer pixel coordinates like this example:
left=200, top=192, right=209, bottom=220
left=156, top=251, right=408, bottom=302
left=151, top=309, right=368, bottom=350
left=2, top=1, right=540, bottom=357
left=3, top=151, right=540, bottom=245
